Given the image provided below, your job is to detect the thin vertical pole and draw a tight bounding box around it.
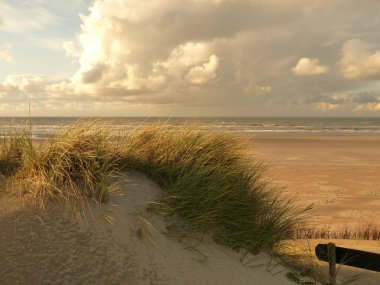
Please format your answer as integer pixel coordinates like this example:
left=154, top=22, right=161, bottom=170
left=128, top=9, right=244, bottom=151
left=327, top=243, right=336, bottom=285
left=28, top=97, right=31, bottom=134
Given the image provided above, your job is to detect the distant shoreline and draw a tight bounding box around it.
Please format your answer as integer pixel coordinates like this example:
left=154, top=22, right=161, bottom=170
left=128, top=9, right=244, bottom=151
left=1, top=117, right=380, bottom=138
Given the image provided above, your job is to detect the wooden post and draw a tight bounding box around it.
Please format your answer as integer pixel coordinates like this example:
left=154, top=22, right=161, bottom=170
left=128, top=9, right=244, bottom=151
left=327, top=243, right=336, bottom=285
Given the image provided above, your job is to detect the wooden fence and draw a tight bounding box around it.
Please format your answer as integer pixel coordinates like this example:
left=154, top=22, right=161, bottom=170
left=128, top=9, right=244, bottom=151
left=315, top=243, right=380, bottom=285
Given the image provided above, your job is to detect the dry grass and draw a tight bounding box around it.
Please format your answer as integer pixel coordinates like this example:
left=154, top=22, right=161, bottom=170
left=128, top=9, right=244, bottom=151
left=0, top=131, right=33, bottom=176
left=119, top=123, right=309, bottom=252
left=295, top=224, right=380, bottom=240
left=2, top=121, right=120, bottom=209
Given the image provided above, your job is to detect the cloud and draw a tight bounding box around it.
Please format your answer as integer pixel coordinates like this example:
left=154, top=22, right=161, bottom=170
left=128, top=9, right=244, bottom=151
left=302, top=91, right=380, bottom=113
left=0, top=42, right=13, bottom=62
left=185, top=55, right=219, bottom=84
left=303, top=93, right=345, bottom=111
left=64, top=0, right=304, bottom=101
left=340, top=39, right=380, bottom=80
left=0, top=2, right=56, bottom=34
left=2, top=0, right=380, bottom=116
left=81, top=64, right=106, bottom=84
left=292, top=58, right=330, bottom=76
left=69, top=0, right=249, bottom=97
left=315, top=102, right=338, bottom=111
left=63, top=40, right=81, bottom=58
left=354, top=102, right=380, bottom=112
left=0, top=74, right=49, bottom=93
left=352, top=92, right=380, bottom=104
left=352, top=91, right=380, bottom=112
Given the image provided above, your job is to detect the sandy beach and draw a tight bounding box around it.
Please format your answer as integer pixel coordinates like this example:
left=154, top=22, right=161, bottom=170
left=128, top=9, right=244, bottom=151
left=1, top=127, right=380, bottom=285
left=253, top=135, right=380, bottom=227
left=251, top=135, right=380, bottom=284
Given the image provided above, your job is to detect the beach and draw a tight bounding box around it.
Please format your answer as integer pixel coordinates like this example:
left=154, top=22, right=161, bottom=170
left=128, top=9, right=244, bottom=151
left=1, top=119, right=380, bottom=284
left=253, top=135, right=380, bottom=227
left=251, top=135, right=380, bottom=284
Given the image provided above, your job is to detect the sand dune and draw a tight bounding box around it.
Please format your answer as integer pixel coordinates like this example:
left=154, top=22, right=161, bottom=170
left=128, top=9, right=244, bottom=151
left=0, top=172, right=296, bottom=285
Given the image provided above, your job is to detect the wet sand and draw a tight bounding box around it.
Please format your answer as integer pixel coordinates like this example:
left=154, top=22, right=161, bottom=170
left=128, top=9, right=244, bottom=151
left=252, top=136, right=380, bottom=226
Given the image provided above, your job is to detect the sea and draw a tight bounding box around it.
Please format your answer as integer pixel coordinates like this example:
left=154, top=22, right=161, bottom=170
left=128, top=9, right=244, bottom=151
left=0, top=117, right=380, bottom=139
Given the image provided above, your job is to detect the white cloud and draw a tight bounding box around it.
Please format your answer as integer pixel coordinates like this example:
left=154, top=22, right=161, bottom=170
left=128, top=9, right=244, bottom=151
left=292, top=58, right=330, bottom=76
left=0, top=74, right=47, bottom=93
left=67, top=0, right=249, bottom=97
left=63, top=40, right=81, bottom=58
left=160, top=42, right=213, bottom=74
left=340, top=39, right=380, bottom=80
left=185, top=55, right=219, bottom=84
left=0, top=42, right=13, bottom=62
left=67, top=0, right=313, bottom=99
left=0, top=74, right=72, bottom=98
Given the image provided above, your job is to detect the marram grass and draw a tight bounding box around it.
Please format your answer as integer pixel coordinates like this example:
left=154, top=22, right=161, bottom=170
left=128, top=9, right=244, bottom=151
left=0, top=121, right=307, bottom=252
left=1, top=121, right=119, bottom=208
left=119, top=124, right=308, bottom=251
left=0, top=130, right=33, bottom=176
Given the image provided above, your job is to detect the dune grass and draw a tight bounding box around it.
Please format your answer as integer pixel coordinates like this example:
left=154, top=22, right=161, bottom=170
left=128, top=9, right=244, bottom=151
left=0, top=120, right=307, bottom=252
left=1, top=122, right=119, bottom=208
left=296, top=224, right=380, bottom=240
left=0, top=131, right=33, bottom=176
left=119, top=124, right=308, bottom=251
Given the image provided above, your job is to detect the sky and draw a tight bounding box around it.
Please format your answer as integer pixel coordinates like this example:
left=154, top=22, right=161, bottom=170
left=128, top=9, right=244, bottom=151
left=1, top=0, right=380, bottom=117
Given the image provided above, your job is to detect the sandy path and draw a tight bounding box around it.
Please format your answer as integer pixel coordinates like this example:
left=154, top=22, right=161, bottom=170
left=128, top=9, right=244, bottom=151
left=0, top=193, right=137, bottom=284
left=0, top=172, right=297, bottom=285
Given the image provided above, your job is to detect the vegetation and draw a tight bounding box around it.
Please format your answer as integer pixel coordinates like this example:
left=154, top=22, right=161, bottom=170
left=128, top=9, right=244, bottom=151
left=0, top=131, right=31, bottom=176
left=0, top=120, right=306, bottom=252
left=1, top=122, right=119, bottom=208
left=296, top=224, right=380, bottom=240
left=119, top=124, right=307, bottom=251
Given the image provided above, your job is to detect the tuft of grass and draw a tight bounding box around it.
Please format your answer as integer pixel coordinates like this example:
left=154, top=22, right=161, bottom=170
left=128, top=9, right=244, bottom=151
left=0, top=131, right=33, bottom=177
left=119, top=124, right=308, bottom=252
left=296, top=224, right=380, bottom=240
left=13, top=121, right=119, bottom=208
